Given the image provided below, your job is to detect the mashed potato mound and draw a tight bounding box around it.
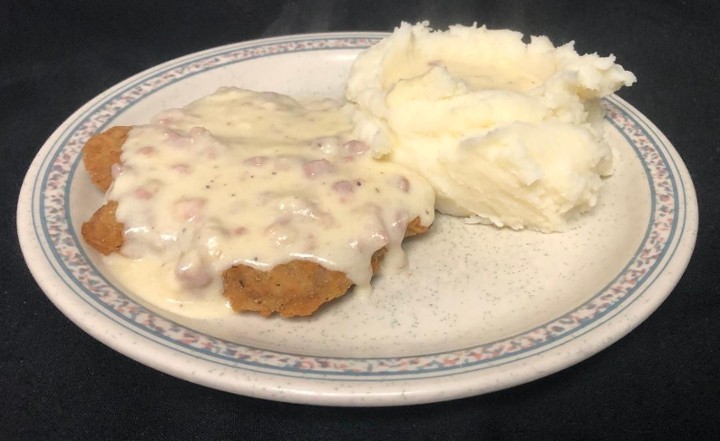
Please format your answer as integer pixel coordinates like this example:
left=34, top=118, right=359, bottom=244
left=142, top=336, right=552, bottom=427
left=346, top=22, right=636, bottom=232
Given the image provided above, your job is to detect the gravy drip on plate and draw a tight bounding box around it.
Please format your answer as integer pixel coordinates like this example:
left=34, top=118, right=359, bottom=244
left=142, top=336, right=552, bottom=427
left=104, top=88, right=435, bottom=317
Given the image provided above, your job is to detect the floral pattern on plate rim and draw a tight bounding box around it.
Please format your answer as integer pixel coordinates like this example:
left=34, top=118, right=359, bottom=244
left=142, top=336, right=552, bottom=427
left=33, top=36, right=683, bottom=379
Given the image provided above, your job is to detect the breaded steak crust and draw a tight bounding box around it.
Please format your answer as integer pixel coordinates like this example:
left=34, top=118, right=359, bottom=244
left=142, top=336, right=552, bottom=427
left=82, top=126, right=130, bottom=192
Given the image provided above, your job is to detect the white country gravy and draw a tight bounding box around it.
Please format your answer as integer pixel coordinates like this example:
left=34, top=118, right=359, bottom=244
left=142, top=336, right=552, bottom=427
left=102, top=88, right=435, bottom=317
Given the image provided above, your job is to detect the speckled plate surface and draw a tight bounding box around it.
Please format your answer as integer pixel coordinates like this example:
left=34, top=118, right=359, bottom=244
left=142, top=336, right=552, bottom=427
left=17, top=33, right=698, bottom=406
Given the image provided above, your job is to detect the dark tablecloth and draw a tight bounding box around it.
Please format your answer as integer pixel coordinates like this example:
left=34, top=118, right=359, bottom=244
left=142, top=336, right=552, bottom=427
left=3, top=1, right=719, bottom=439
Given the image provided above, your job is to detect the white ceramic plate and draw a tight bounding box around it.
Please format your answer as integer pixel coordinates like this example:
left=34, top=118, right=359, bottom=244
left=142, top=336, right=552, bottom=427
left=17, top=32, right=698, bottom=406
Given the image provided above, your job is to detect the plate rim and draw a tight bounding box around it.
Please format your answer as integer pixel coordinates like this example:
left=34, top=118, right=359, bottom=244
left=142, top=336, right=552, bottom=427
left=17, top=31, right=698, bottom=406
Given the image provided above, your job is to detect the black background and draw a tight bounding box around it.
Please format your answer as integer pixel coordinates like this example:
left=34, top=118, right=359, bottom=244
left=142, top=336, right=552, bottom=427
left=2, top=0, right=719, bottom=439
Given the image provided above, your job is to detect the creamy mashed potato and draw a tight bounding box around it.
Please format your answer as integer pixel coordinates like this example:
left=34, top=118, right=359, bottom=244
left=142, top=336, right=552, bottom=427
left=346, top=22, right=636, bottom=232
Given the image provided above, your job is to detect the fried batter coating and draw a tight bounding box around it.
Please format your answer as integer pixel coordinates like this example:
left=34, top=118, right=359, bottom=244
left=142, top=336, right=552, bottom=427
left=404, top=216, right=428, bottom=237
left=83, top=126, right=130, bottom=192
left=221, top=221, right=425, bottom=318
left=222, top=260, right=354, bottom=317
left=81, top=201, right=124, bottom=255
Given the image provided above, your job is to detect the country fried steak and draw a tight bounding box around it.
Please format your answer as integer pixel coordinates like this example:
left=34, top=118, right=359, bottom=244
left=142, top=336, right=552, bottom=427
left=81, top=126, right=430, bottom=317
